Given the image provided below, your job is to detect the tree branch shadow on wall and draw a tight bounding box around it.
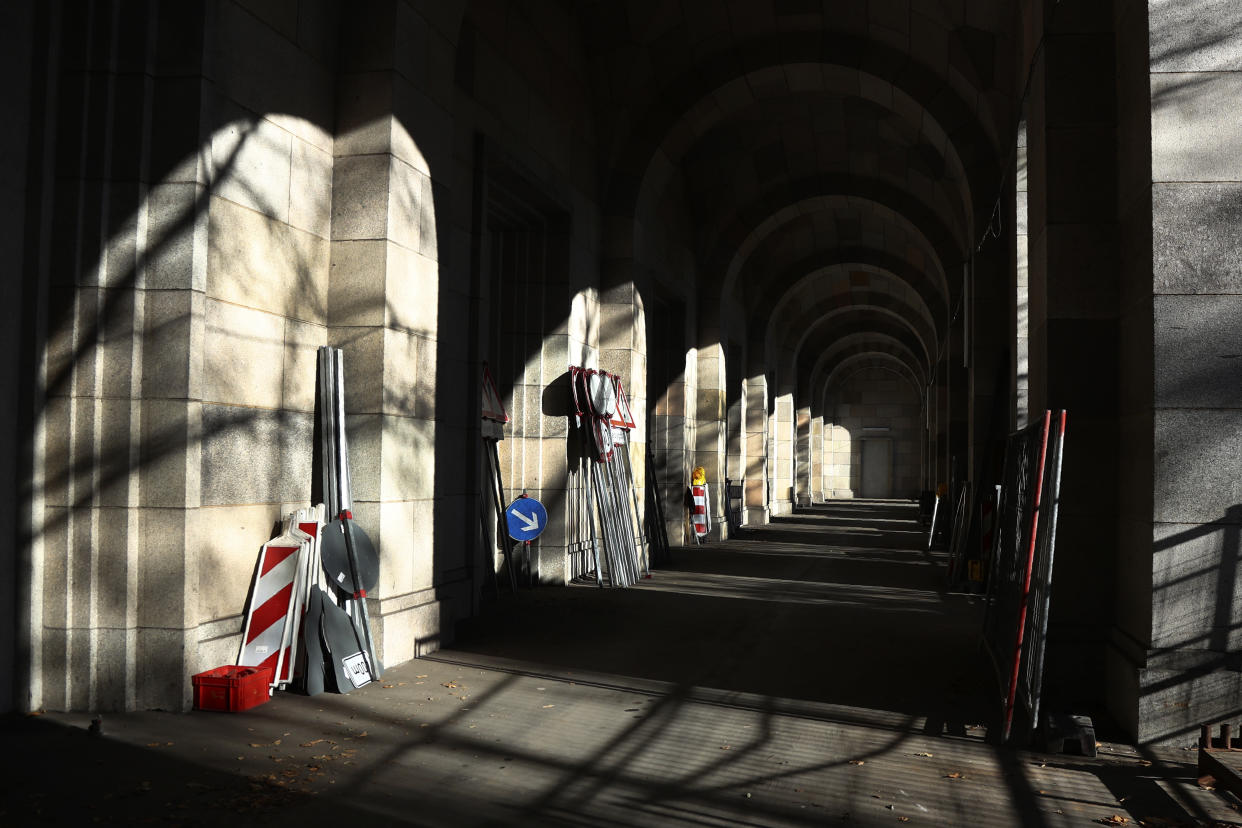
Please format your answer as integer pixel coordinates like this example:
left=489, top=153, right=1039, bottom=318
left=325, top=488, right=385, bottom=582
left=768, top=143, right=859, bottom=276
left=1139, top=505, right=1242, bottom=743
left=990, top=501, right=1242, bottom=828
left=23, top=116, right=344, bottom=707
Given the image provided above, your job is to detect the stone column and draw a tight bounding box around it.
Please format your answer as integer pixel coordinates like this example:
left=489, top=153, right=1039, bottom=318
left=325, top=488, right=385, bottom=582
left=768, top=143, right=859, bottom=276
left=770, top=391, right=795, bottom=516
left=694, top=343, right=727, bottom=539
left=744, top=372, right=768, bottom=524
left=971, top=237, right=1011, bottom=488
left=1022, top=3, right=1124, bottom=707
left=810, top=418, right=825, bottom=503
left=31, top=2, right=216, bottom=713
left=1, top=0, right=34, bottom=712
left=640, top=286, right=686, bottom=545
left=794, top=405, right=812, bottom=507
left=725, top=345, right=745, bottom=528
left=330, top=2, right=454, bottom=662
left=1112, top=0, right=1242, bottom=745
left=1015, top=119, right=1032, bottom=430
left=24, top=0, right=341, bottom=712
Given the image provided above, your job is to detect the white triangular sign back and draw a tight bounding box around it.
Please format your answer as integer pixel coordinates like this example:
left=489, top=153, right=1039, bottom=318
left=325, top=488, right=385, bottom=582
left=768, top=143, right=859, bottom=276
left=481, top=362, right=508, bottom=424
left=612, top=377, right=637, bottom=430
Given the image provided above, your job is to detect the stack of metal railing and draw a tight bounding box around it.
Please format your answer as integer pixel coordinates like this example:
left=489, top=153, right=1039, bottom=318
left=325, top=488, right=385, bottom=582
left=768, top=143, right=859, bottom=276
left=569, top=367, right=648, bottom=588
left=566, top=447, right=596, bottom=581
left=981, top=409, right=1067, bottom=744
left=305, top=346, right=381, bottom=692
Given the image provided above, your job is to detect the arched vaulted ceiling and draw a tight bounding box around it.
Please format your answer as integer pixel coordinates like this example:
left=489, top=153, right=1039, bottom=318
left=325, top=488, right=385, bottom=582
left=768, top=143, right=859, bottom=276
left=578, top=0, right=1015, bottom=415
left=771, top=266, right=939, bottom=356
left=797, top=317, right=929, bottom=397
left=807, top=333, right=928, bottom=408
left=730, top=199, right=951, bottom=333
left=821, top=358, right=925, bottom=415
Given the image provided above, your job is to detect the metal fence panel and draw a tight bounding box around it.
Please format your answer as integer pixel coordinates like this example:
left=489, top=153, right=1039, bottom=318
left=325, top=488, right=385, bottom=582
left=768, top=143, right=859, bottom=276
left=981, top=411, right=1051, bottom=743
left=1017, top=410, right=1067, bottom=735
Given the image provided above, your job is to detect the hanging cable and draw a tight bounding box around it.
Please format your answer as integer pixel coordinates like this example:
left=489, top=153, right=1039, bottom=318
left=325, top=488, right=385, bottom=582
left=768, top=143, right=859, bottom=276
left=972, top=0, right=1063, bottom=256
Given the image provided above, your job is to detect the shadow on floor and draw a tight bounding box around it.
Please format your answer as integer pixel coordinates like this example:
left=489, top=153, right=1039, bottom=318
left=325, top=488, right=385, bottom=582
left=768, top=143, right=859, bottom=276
left=8, top=501, right=1239, bottom=828
left=457, top=499, right=989, bottom=735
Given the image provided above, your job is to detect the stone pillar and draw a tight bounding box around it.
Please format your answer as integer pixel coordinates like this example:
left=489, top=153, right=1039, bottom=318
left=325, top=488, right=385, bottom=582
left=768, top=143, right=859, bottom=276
left=1110, top=0, right=1242, bottom=745
left=744, top=372, right=768, bottom=524
left=694, top=342, right=727, bottom=539
left=25, top=1, right=339, bottom=712
left=1015, top=119, right=1032, bottom=429
left=525, top=230, right=577, bottom=585
left=949, top=303, right=970, bottom=495
left=930, top=359, right=949, bottom=490
left=810, top=418, right=825, bottom=503
left=642, top=288, right=687, bottom=545
left=794, top=405, right=812, bottom=507
left=30, top=2, right=215, bottom=713
left=1, top=0, right=34, bottom=713
left=770, top=391, right=795, bottom=516
left=725, top=345, right=745, bottom=527
left=331, top=1, right=452, bottom=662
left=1024, top=3, right=1123, bottom=709
left=971, top=237, right=1011, bottom=489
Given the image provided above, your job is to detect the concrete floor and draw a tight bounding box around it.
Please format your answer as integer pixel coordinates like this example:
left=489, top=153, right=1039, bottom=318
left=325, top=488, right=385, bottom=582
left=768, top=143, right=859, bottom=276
left=4, top=501, right=1241, bottom=826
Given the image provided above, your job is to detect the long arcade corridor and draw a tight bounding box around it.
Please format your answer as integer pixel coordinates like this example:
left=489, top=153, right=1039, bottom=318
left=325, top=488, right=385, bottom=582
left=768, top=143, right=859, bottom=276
left=455, top=500, right=988, bottom=729
left=6, top=502, right=1240, bottom=827
left=6, top=0, right=1242, bottom=754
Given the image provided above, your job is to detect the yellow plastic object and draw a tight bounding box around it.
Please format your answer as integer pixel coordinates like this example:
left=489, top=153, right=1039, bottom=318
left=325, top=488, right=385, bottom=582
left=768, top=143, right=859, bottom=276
left=691, top=466, right=706, bottom=485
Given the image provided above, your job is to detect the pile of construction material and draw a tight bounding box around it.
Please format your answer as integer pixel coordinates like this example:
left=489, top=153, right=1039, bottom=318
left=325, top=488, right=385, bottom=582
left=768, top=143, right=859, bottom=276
left=569, top=367, right=648, bottom=588
left=234, top=347, right=381, bottom=696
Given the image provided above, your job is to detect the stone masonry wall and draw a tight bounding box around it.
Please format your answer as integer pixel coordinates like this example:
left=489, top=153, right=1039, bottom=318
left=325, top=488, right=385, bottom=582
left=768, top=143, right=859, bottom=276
left=824, top=368, right=921, bottom=499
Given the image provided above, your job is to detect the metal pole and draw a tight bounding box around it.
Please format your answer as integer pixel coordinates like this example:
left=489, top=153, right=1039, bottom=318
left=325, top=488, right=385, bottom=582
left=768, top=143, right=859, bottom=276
left=611, top=456, right=638, bottom=583
left=584, top=449, right=603, bottom=587
left=600, top=448, right=634, bottom=586
left=318, top=347, right=339, bottom=518
left=588, top=459, right=612, bottom=585
left=618, top=430, right=649, bottom=576
left=335, top=349, right=352, bottom=514
left=489, top=441, right=517, bottom=593
left=594, top=458, right=628, bottom=587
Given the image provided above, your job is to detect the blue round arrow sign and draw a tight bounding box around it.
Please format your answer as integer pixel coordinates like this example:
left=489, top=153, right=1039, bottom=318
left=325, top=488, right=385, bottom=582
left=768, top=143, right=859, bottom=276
left=504, top=496, right=547, bottom=541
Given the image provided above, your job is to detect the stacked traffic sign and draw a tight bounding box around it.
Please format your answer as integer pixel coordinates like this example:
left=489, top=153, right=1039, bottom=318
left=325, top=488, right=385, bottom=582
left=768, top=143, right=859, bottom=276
left=569, top=367, right=648, bottom=588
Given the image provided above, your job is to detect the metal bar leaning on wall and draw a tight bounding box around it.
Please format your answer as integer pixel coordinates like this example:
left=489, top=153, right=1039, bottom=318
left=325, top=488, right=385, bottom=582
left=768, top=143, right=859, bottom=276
left=980, top=410, right=1067, bottom=744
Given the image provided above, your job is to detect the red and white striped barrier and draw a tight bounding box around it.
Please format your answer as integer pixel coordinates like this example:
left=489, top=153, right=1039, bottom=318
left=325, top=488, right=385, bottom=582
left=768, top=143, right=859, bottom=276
left=690, top=483, right=710, bottom=540
left=238, top=510, right=317, bottom=691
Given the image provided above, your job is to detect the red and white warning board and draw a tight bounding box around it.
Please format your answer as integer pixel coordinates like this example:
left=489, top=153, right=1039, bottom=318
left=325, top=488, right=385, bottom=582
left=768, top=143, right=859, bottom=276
left=238, top=522, right=311, bottom=690
left=690, top=483, right=710, bottom=539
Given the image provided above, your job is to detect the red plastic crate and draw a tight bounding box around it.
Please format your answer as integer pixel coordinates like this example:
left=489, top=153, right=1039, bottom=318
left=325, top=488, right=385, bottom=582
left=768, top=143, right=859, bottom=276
left=192, top=665, right=273, bottom=712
